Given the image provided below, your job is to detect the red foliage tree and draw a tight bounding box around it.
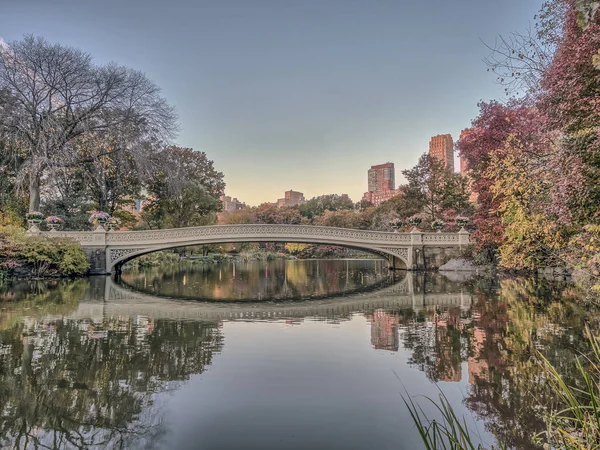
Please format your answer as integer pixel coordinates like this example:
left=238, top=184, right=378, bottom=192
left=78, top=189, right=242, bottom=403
left=458, top=102, right=543, bottom=258
left=540, top=2, right=600, bottom=225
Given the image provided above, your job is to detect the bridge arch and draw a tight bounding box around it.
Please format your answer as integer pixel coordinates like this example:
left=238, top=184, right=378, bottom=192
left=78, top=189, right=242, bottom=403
left=109, top=237, right=408, bottom=272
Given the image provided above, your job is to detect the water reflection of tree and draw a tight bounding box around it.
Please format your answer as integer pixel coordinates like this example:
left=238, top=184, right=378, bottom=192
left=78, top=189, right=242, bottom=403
left=395, top=277, right=600, bottom=449
left=462, top=278, right=599, bottom=449
left=402, top=307, right=467, bottom=382
left=0, top=315, right=223, bottom=449
left=0, top=279, right=87, bottom=330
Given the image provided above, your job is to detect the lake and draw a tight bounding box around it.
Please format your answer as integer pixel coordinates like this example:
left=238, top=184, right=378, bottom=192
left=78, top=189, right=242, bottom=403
left=0, top=259, right=597, bottom=449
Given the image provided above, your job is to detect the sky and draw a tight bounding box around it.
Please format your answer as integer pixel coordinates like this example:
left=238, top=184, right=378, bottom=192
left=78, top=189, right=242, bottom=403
left=1, top=0, right=544, bottom=205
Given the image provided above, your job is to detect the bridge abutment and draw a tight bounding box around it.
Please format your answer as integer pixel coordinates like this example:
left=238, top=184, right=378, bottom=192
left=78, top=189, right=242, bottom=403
left=82, top=229, right=110, bottom=275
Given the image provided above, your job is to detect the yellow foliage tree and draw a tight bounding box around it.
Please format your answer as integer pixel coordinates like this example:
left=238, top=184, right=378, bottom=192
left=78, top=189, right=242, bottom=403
left=487, top=137, right=566, bottom=270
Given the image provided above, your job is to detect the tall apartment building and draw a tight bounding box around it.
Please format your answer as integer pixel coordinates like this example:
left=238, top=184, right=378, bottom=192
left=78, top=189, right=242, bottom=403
left=367, top=162, right=395, bottom=192
left=276, top=190, right=305, bottom=208
left=362, top=162, right=399, bottom=206
left=429, top=134, right=454, bottom=172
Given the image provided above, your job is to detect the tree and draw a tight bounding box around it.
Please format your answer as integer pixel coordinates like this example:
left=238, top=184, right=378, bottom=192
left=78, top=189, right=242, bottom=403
left=487, top=137, right=564, bottom=270
left=458, top=102, right=541, bottom=258
left=312, top=209, right=371, bottom=229
left=539, top=2, right=600, bottom=226
left=401, top=153, right=471, bottom=221
left=298, top=194, right=354, bottom=219
left=0, top=35, right=177, bottom=211
left=0, top=136, right=25, bottom=224
left=142, top=147, right=225, bottom=229
left=483, top=0, right=567, bottom=97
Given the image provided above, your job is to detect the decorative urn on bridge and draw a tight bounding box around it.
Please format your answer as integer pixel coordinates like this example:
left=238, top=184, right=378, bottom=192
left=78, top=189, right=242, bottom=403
left=25, top=211, right=44, bottom=233
left=45, top=215, right=64, bottom=232
left=407, top=216, right=423, bottom=231
left=431, top=219, right=445, bottom=233
left=89, top=211, right=111, bottom=231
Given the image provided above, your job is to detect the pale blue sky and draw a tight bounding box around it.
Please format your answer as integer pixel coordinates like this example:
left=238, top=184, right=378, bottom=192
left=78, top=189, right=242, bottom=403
left=1, top=0, right=543, bottom=205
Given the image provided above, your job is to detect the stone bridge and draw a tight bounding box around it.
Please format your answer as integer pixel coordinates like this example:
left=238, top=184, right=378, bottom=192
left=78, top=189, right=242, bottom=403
left=44, top=224, right=469, bottom=275
left=72, top=274, right=473, bottom=321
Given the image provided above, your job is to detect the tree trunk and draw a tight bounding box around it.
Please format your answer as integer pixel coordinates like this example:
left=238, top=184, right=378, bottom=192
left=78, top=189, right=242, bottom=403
left=29, top=173, right=41, bottom=212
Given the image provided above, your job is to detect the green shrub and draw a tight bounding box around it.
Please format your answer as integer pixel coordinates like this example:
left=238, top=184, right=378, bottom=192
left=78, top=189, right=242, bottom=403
left=0, top=226, right=89, bottom=277
left=53, top=238, right=90, bottom=276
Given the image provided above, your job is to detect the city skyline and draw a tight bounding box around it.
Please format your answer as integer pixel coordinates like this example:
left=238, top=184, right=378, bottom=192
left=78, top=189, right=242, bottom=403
left=1, top=0, right=544, bottom=204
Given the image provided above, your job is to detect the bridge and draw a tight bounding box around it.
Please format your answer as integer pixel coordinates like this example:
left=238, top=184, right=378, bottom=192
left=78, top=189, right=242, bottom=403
left=42, top=224, right=469, bottom=275
left=71, top=274, right=473, bottom=321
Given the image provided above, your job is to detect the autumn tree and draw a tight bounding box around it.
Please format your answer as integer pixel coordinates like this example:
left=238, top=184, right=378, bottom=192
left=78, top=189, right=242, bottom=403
left=486, top=133, right=565, bottom=270
left=483, top=0, right=567, bottom=97
left=539, top=1, right=600, bottom=226
left=458, top=103, right=543, bottom=260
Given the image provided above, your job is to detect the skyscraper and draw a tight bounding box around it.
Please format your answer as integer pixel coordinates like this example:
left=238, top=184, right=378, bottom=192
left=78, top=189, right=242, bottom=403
left=362, top=162, right=399, bottom=206
left=429, top=134, right=454, bottom=172
left=367, top=162, right=395, bottom=192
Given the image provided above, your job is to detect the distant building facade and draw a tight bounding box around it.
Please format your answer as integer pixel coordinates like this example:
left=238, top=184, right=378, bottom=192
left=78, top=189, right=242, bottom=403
left=362, top=162, right=399, bottom=206
left=277, top=190, right=305, bottom=208
left=368, top=162, right=395, bottom=192
left=429, top=134, right=454, bottom=172
left=220, top=195, right=246, bottom=212
left=362, top=189, right=399, bottom=206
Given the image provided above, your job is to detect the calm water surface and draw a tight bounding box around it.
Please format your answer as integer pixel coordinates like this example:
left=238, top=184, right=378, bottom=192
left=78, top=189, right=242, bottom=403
left=119, top=259, right=394, bottom=301
left=0, top=259, right=598, bottom=449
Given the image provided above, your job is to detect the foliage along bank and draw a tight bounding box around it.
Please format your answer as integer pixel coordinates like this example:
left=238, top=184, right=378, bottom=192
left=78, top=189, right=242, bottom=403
left=0, top=226, right=89, bottom=279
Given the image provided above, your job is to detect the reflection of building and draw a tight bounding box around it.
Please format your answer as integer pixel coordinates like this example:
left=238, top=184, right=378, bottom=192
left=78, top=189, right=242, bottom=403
left=367, top=310, right=399, bottom=351
left=429, top=134, right=454, bottom=172
left=220, top=195, right=246, bottom=212
left=277, top=190, right=305, bottom=208
left=362, top=163, right=400, bottom=206
left=468, top=326, right=489, bottom=385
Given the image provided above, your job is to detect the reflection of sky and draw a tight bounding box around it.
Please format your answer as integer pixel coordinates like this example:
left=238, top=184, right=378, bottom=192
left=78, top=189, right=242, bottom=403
left=162, top=319, right=493, bottom=450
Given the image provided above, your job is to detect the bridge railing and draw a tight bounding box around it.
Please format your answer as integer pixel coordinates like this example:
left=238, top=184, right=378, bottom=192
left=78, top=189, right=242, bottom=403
left=38, top=224, right=468, bottom=247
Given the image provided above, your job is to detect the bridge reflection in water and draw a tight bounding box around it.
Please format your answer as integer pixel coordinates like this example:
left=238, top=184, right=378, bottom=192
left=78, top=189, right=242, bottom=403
left=76, top=272, right=472, bottom=323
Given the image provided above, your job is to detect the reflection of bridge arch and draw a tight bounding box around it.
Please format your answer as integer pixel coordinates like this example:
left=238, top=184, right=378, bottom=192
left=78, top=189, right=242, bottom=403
left=46, top=224, right=469, bottom=274
left=74, top=275, right=473, bottom=322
